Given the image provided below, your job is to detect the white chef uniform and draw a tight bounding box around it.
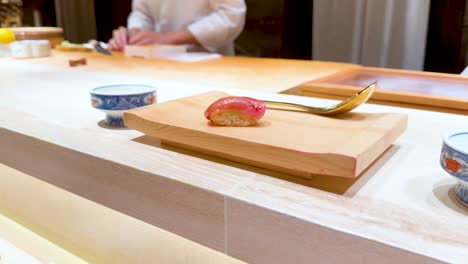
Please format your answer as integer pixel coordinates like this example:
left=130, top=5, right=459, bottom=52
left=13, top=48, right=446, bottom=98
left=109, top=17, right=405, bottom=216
left=127, top=0, right=246, bottom=55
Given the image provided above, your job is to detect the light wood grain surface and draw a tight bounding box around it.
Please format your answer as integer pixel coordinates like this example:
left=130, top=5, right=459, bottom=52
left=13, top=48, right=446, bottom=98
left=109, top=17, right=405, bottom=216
left=13, top=50, right=358, bottom=93
left=1, top=52, right=468, bottom=263
left=0, top=210, right=86, bottom=264
left=125, top=91, right=407, bottom=178
left=0, top=164, right=244, bottom=264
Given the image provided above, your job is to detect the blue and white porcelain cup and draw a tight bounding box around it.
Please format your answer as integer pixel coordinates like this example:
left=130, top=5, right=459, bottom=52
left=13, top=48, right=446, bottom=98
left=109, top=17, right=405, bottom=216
left=90, top=84, right=157, bottom=126
left=440, top=130, right=468, bottom=206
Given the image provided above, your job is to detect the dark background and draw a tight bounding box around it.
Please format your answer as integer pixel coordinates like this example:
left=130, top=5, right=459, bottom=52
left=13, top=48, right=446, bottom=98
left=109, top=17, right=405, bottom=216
left=92, top=0, right=312, bottom=60
left=424, top=0, right=468, bottom=73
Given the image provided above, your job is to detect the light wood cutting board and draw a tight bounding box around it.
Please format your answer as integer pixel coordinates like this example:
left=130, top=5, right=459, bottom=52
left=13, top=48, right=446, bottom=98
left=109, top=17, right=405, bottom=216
left=124, top=92, right=407, bottom=178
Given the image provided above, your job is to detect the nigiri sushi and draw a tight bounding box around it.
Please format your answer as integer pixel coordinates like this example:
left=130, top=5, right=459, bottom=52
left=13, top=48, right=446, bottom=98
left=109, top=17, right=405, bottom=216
left=204, top=96, right=266, bottom=127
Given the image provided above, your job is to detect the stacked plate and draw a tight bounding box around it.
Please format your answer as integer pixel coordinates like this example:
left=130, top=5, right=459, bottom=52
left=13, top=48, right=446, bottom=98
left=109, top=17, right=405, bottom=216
left=10, top=40, right=51, bottom=58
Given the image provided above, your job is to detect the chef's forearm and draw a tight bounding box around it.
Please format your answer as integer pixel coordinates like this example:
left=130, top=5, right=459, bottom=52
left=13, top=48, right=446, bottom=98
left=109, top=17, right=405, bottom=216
left=166, top=30, right=200, bottom=45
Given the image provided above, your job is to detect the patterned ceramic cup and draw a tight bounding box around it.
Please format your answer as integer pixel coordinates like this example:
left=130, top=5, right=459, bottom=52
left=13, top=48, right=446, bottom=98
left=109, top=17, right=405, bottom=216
left=90, top=84, right=157, bottom=126
left=440, top=130, right=468, bottom=206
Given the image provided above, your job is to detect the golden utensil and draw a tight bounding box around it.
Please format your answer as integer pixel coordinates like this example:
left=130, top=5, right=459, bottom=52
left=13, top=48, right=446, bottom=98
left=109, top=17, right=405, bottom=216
left=264, top=82, right=376, bottom=116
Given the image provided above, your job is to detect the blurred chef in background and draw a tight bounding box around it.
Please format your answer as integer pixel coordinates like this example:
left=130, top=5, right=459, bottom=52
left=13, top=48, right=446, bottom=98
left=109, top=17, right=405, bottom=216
left=108, top=0, right=246, bottom=55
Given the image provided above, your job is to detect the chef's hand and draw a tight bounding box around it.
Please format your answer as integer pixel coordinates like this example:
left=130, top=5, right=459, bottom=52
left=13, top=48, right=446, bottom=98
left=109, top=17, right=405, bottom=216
left=129, top=30, right=172, bottom=45
left=107, top=26, right=129, bottom=51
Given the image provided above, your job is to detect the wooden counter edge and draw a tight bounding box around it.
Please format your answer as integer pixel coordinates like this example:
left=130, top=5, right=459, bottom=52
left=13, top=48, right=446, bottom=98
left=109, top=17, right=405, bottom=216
left=0, top=164, right=244, bottom=264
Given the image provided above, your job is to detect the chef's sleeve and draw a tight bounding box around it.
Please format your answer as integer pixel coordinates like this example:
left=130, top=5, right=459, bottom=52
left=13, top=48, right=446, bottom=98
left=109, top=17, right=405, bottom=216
left=127, top=0, right=154, bottom=30
left=188, top=0, right=246, bottom=52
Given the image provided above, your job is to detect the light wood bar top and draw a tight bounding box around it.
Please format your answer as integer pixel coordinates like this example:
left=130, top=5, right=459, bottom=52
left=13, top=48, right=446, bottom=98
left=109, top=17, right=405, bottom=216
left=13, top=50, right=359, bottom=93
left=1, top=51, right=467, bottom=263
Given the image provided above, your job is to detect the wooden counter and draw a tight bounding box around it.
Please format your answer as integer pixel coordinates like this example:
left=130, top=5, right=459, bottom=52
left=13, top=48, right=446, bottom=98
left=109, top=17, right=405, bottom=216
left=14, top=51, right=359, bottom=93
left=1, top=51, right=467, bottom=263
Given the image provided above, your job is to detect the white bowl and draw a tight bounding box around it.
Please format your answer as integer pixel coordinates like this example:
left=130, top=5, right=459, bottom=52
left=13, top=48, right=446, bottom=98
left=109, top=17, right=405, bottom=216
left=90, top=84, right=157, bottom=126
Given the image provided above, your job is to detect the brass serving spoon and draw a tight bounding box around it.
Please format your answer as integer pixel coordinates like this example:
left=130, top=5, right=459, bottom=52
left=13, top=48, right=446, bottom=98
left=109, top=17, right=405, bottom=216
left=264, top=82, right=376, bottom=116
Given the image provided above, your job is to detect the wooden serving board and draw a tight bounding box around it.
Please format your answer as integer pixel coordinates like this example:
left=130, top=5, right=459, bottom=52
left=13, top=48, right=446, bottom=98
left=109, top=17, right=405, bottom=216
left=124, top=92, right=407, bottom=178
left=10, top=27, right=64, bottom=47
left=295, top=67, right=468, bottom=112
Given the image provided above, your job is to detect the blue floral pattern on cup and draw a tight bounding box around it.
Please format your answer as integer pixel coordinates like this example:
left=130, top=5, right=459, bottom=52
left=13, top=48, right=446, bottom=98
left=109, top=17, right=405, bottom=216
left=440, top=131, right=468, bottom=208
left=91, top=92, right=155, bottom=111
left=440, top=144, right=468, bottom=182
left=90, top=85, right=157, bottom=126
left=456, top=181, right=468, bottom=205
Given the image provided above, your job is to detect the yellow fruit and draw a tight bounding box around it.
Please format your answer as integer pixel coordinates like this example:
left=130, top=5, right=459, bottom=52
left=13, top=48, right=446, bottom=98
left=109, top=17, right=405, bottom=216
left=0, top=28, right=16, bottom=44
